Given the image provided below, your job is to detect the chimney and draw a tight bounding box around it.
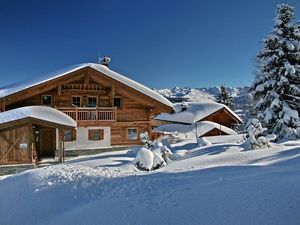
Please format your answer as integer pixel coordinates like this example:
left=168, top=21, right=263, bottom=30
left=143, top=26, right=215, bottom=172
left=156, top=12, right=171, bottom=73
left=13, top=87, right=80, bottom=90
left=98, top=56, right=111, bottom=67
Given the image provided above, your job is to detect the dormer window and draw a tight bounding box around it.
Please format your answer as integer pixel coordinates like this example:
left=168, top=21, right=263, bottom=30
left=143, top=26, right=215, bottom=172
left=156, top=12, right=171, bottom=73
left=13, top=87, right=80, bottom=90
left=114, top=97, right=122, bottom=108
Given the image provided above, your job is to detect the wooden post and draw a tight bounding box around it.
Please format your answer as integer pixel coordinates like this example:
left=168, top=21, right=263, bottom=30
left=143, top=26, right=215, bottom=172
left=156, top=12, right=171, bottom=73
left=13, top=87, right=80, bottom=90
left=62, top=130, right=65, bottom=162
left=114, top=106, right=117, bottom=121
left=75, top=106, right=78, bottom=122
left=58, top=129, right=63, bottom=162
left=96, top=107, right=98, bottom=120
left=58, top=84, right=62, bottom=96
left=110, top=86, right=115, bottom=107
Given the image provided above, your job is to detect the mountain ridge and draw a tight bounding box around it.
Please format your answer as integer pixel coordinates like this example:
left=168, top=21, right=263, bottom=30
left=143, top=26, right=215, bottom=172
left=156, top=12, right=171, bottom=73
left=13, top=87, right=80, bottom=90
left=154, top=86, right=250, bottom=123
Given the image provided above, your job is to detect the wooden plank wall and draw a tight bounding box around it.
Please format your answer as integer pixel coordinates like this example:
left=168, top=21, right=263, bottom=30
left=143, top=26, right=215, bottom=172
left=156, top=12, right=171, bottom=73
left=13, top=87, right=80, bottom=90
left=111, top=123, right=149, bottom=146
left=202, top=109, right=236, bottom=127
left=0, top=126, right=32, bottom=164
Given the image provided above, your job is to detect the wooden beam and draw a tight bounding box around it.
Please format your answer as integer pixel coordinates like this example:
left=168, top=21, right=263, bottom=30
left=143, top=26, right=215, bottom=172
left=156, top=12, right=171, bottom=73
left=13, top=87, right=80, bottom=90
left=4, top=70, right=87, bottom=106
left=58, top=84, right=62, bottom=96
left=84, top=73, right=90, bottom=84
left=58, top=129, right=64, bottom=162
left=111, top=85, right=115, bottom=107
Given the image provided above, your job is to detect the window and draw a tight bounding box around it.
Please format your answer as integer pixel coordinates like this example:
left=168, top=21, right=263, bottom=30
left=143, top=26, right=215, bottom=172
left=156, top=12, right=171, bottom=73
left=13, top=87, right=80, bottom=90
left=72, top=96, right=81, bottom=107
left=127, top=128, right=138, bottom=140
left=114, top=97, right=122, bottom=108
left=42, top=95, right=52, bottom=106
left=88, top=129, right=104, bottom=141
left=87, top=96, right=97, bottom=107
left=64, top=130, right=76, bottom=142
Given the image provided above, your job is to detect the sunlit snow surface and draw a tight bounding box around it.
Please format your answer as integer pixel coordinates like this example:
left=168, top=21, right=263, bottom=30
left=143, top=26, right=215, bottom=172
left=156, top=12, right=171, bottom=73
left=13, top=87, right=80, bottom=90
left=1, top=139, right=300, bottom=225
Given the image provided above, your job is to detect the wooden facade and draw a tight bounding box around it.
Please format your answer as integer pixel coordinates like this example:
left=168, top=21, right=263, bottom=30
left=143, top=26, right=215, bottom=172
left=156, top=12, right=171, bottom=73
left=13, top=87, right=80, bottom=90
left=0, top=65, right=173, bottom=154
left=0, top=125, right=32, bottom=164
left=0, top=115, right=75, bottom=164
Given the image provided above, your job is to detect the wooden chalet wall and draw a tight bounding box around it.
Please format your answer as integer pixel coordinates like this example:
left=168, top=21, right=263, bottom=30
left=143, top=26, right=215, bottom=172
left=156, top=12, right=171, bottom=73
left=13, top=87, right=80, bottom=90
left=201, top=108, right=239, bottom=128
left=0, top=125, right=32, bottom=164
left=201, top=128, right=229, bottom=137
left=1, top=66, right=172, bottom=147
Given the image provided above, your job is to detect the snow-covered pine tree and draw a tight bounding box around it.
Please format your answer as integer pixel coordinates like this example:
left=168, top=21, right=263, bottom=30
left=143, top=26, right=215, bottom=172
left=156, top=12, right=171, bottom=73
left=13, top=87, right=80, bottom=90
left=251, top=3, right=300, bottom=139
left=217, top=85, right=233, bottom=107
left=245, top=119, right=269, bottom=150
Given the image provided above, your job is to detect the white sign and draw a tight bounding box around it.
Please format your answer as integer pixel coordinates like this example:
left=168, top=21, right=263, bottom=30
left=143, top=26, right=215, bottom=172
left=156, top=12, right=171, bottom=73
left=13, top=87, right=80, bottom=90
left=19, top=143, right=28, bottom=149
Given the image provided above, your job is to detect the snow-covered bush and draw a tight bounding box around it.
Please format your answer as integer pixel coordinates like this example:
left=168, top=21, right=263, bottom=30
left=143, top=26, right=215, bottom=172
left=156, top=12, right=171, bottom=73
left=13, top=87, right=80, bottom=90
left=139, top=131, right=151, bottom=148
left=244, top=119, right=271, bottom=150
left=152, top=153, right=166, bottom=170
left=133, top=147, right=154, bottom=171
left=133, top=139, right=173, bottom=171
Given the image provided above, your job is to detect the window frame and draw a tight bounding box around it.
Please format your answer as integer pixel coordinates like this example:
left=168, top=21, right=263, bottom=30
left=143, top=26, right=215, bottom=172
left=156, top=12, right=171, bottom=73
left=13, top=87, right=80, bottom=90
left=113, top=96, right=122, bottom=108
left=41, top=95, right=52, bottom=106
left=88, top=129, right=104, bottom=141
left=127, top=128, right=138, bottom=141
left=87, top=96, right=97, bottom=108
left=71, top=96, right=81, bottom=107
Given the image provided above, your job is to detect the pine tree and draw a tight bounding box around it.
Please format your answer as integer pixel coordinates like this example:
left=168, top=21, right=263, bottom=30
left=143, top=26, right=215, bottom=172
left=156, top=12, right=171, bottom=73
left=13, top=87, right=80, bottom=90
left=251, top=3, right=300, bottom=139
left=217, top=85, right=233, bottom=108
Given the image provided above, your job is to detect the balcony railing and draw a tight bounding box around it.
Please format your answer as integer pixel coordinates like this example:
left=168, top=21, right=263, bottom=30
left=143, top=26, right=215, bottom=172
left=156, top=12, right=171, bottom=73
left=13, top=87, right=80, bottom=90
left=58, top=107, right=117, bottom=122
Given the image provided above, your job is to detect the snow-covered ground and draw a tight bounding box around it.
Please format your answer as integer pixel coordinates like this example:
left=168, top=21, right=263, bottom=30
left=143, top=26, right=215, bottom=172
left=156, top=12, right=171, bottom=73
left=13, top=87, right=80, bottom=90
left=1, top=138, right=300, bottom=225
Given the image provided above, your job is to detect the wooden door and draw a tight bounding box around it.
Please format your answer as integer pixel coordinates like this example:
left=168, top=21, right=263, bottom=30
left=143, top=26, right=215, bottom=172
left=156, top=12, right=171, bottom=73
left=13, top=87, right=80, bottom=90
left=39, top=128, right=56, bottom=158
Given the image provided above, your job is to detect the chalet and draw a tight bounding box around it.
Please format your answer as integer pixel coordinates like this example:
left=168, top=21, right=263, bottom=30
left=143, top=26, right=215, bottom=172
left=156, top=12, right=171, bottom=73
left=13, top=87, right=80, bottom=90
left=0, top=61, right=173, bottom=164
left=152, top=102, right=242, bottom=138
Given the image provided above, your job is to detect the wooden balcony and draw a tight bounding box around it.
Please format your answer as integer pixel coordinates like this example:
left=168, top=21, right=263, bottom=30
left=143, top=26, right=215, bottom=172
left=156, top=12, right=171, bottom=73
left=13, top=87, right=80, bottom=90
left=58, top=107, right=117, bottom=122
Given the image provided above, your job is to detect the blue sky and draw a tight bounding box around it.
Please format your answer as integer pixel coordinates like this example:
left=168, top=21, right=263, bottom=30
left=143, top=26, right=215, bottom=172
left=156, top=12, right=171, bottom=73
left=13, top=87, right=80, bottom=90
left=0, top=0, right=299, bottom=89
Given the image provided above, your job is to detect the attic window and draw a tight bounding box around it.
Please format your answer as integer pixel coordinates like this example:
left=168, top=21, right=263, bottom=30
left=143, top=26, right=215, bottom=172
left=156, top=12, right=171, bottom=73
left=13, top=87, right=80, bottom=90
left=114, top=97, right=122, bottom=108
left=42, top=95, right=52, bottom=106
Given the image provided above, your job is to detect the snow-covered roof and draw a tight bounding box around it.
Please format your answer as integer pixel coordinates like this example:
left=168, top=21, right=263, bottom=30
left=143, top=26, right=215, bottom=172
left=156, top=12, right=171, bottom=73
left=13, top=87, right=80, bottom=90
left=155, top=102, right=242, bottom=124
left=0, top=63, right=173, bottom=108
left=154, top=120, right=237, bottom=136
left=0, top=106, right=76, bottom=128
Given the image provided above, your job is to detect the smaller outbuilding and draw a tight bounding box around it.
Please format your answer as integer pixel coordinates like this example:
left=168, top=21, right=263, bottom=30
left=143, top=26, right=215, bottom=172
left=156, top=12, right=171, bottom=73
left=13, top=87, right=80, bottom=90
left=152, top=102, right=242, bottom=139
left=0, top=106, right=76, bottom=164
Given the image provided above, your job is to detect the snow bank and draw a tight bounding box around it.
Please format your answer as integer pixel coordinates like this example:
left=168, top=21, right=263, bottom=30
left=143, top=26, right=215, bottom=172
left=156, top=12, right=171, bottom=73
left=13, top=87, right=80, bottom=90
left=1, top=140, right=300, bottom=225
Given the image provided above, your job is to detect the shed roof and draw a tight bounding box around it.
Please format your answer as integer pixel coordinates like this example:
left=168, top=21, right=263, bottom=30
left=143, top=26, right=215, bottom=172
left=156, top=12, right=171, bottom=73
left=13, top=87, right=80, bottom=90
left=154, top=102, right=242, bottom=124
left=0, top=106, right=76, bottom=129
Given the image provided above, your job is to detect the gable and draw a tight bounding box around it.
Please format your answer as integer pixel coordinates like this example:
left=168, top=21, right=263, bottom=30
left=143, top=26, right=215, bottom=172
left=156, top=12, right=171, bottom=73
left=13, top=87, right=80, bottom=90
left=0, top=64, right=173, bottom=114
left=200, top=107, right=241, bottom=126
